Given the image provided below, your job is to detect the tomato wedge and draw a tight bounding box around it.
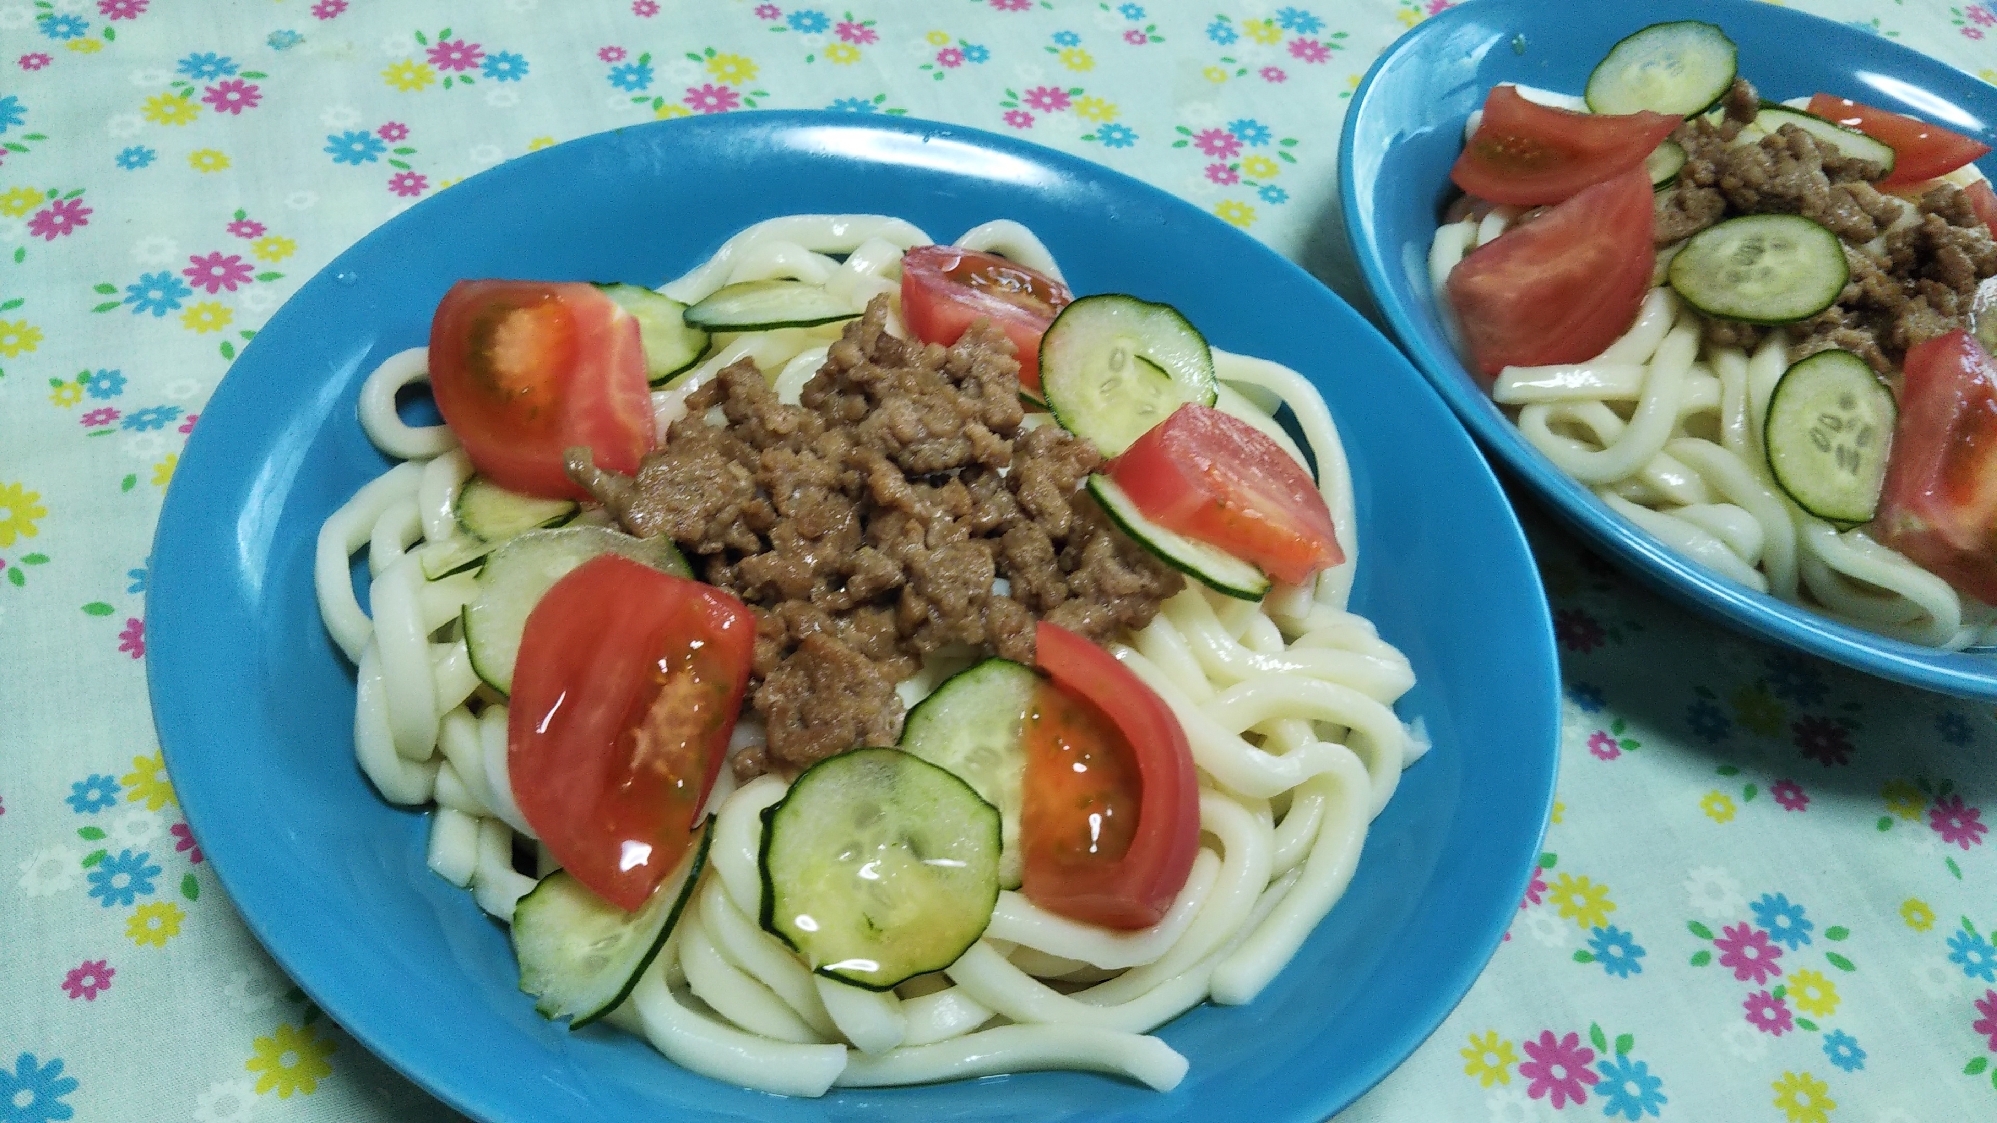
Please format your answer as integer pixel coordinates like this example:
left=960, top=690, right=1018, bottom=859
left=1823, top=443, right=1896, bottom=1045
left=1107, top=403, right=1342, bottom=586
left=1452, top=85, right=1681, bottom=207
left=1807, top=95, right=1991, bottom=190
left=900, top=245, right=1073, bottom=394
left=508, top=554, right=754, bottom=912
left=1964, top=177, right=1997, bottom=241
left=1446, top=166, right=1657, bottom=379
left=1874, top=331, right=1997, bottom=605
left=428, top=280, right=653, bottom=500
left=1022, top=621, right=1200, bottom=930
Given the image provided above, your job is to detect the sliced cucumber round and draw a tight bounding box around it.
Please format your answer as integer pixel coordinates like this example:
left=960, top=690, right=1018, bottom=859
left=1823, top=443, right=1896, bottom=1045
left=683, top=279, right=858, bottom=332
left=1646, top=139, right=1688, bottom=189
left=1764, top=349, right=1896, bottom=524
left=1668, top=214, right=1849, bottom=325
left=759, top=747, right=1000, bottom=991
left=1748, top=107, right=1897, bottom=177
left=1040, top=294, right=1218, bottom=457
left=597, top=283, right=710, bottom=385
left=456, top=476, right=577, bottom=542
left=1087, top=474, right=1271, bottom=601
left=1585, top=21, right=1738, bottom=116
left=898, top=658, right=1038, bottom=890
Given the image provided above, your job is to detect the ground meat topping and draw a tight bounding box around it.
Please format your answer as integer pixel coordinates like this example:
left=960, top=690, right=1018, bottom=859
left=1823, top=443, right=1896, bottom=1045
left=570, top=295, right=1183, bottom=771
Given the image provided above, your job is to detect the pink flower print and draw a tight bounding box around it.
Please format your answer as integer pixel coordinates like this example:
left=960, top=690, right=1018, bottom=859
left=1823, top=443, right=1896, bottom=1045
left=1124, top=29, right=1148, bottom=45
left=754, top=4, right=782, bottom=18
left=97, top=0, right=148, bottom=18
left=181, top=252, right=254, bottom=294
left=119, top=617, right=145, bottom=659
left=1518, top=1031, right=1598, bottom=1108
left=226, top=218, right=265, bottom=240
left=1970, top=4, right=1996, bottom=25
left=1205, top=162, right=1240, bottom=186
left=836, top=21, right=878, bottom=44
left=388, top=171, right=429, bottom=197
left=1715, top=922, right=1783, bottom=984
left=1427, top=0, right=1455, bottom=12
left=684, top=84, right=741, bottom=114
left=1023, top=86, right=1071, bottom=112
left=20, top=54, right=53, bottom=71
left=1289, top=38, right=1331, bottom=64
left=61, top=960, right=115, bottom=1001
left=1929, top=794, right=1988, bottom=849
left=598, top=46, right=627, bottom=63
left=1192, top=128, right=1242, bottom=159
left=1973, top=990, right=1997, bottom=1051
left=377, top=122, right=409, bottom=142
left=633, top=0, right=660, bottom=14
left=990, top=0, right=1032, bottom=9
left=1587, top=730, right=1620, bottom=760
left=27, top=197, right=91, bottom=241
left=201, top=79, right=261, bottom=115
left=1259, top=65, right=1287, bottom=83
left=1743, top=989, right=1793, bottom=1035
left=1965, top=26, right=1986, bottom=40
left=1553, top=608, right=1605, bottom=653
left=937, top=47, right=965, bottom=68
left=1520, top=866, right=1546, bottom=909
left=1003, top=109, right=1034, bottom=129
left=81, top=407, right=120, bottom=428
left=311, top=0, right=347, bottom=18
left=1792, top=715, right=1852, bottom=767
left=172, top=821, right=204, bottom=864
left=178, top=413, right=197, bottom=435
left=426, top=39, right=485, bottom=74
left=1771, top=779, right=1809, bottom=812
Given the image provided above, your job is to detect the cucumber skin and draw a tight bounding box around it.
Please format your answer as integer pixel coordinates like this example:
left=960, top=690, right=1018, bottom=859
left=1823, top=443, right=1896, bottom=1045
left=1585, top=21, right=1738, bottom=117
left=898, top=658, right=1038, bottom=890
left=683, top=280, right=860, bottom=333
left=1087, top=475, right=1271, bottom=601
left=1667, top=215, right=1849, bottom=326
left=1039, top=294, right=1219, bottom=458
left=1762, top=350, right=1895, bottom=524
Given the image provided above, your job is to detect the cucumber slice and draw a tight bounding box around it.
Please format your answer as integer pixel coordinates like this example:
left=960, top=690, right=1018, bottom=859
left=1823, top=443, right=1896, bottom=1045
left=513, top=822, right=711, bottom=1028
left=1668, top=214, right=1849, bottom=325
left=1748, top=107, right=1897, bottom=176
left=1041, top=294, right=1219, bottom=457
left=1087, top=474, right=1272, bottom=601
left=597, top=283, right=710, bottom=385
left=898, top=658, right=1037, bottom=890
left=759, top=747, right=1000, bottom=991
left=1646, top=139, right=1688, bottom=189
left=1585, top=21, right=1738, bottom=116
left=683, top=279, right=859, bottom=332
left=1764, top=349, right=1896, bottom=524
left=462, top=525, right=692, bottom=696
left=417, top=535, right=495, bottom=581
left=456, top=476, right=578, bottom=542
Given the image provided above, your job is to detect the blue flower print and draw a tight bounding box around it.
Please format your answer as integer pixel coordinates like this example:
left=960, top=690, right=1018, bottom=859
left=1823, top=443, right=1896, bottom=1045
left=85, top=369, right=125, bottom=399
left=828, top=97, right=877, bottom=113
left=65, top=775, right=120, bottom=814
left=267, top=29, right=303, bottom=50
left=963, top=43, right=990, bottom=64
left=1096, top=123, right=1137, bottom=148
left=1227, top=118, right=1273, bottom=147
left=127, top=564, right=147, bottom=594
left=482, top=51, right=528, bottom=81
left=1118, top=3, right=1146, bottom=18
left=0, top=95, right=23, bottom=135
left=0, top=1053, right=79, bottom=1123
left=176, top=52, right=239, bottom=80
left=1588, top=926, right=1646, bottom=978
left=87, top=849, right=160, bottom=908
left=1258, top=185, right=1289, bottom=205
left=1822, top=1030, right=1865, bottom=1072
left=1948, top=927, right=1997, bottom=982
left=122, top=405, right=182, bottom=433
left=114, top=146, right=155, bottom=170
left=124, top=272, right=192, bottom=318
left=1750, top=893, right=1814, bottom=950
left=1568, top=681, right=1605, bottom=712
left=608, top=62, right=653, bottom=92
left=325, top=130, right=386, bottom=165
left=786, top=9, right=830, bottom=33
left=1594, top=1052, right=1665, bottom=1121
left=1686, top=697, right=1730, bottom=742
left=40, top=13, right=87, bottom=40
left=1053, top=30, right=1082, bottom=47
left=1764, top=651, right=1827, bottom=705
left=1276, top=7, right=1326, bottom=35
left=1937, top=709, right=1973, bottom=746
left=1205, top=19, right=1237, bottom=45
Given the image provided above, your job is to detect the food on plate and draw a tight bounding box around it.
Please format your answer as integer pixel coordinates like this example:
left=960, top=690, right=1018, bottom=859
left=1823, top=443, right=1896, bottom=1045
left=314, top=215, right=1425, bottom=1096
left=1431, top=21, right=1997, bottom=648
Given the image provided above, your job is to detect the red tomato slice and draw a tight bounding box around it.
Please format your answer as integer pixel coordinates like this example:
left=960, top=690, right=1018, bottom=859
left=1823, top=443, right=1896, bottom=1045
left=1446, top=166, right=1657, bottom=379
left=1022, top=621, right=1199, bottom=931
left=1964, top=178, right=1997, bottom=241
left=900, top=245, right=1073, bottom=394
left=1452, top=85, right=1681, bottom=207
left=1807, top=95, right=1992, bottom=190
left=1874, top=331, right=1997, bottom=605
left=1107, top=403, right=1342, bottom=586
left=508, top=554, right=754, bottom=912
left=428, top=280, right=653, bottom=500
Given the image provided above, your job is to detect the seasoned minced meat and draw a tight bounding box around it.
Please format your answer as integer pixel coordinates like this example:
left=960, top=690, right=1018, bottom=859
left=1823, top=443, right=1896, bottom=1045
left=570, top=295, right=1183, bottom=771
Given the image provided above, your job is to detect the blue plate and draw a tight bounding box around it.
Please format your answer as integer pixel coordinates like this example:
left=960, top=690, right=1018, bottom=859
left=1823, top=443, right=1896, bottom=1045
left=1343, top=0, right=1997, bottom=697
left=148, top=112, right=1557, bottom=1123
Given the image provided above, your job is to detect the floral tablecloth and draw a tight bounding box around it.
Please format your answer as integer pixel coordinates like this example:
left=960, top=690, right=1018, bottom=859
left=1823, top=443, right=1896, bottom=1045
left=3, top=2, right=1994, bottom=1121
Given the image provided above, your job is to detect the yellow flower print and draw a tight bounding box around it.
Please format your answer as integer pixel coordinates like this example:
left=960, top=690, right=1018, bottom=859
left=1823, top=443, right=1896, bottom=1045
left=127, top=901, right=186, bottom=947
left=0, top=319, right=43, bottom=357
left=0, top=481, right=47, bottom=548
left=1460, top=1030, right=1515, bottom=1087
left=925, top=30, right=951, bottom=46
left=653, top=104, right=691, bottom=120
left=1786, top=968, right=1838, bottom=1018
left=122, top=751, right=177, bottom=810
left=527, top=136, right=557, bottom=151
left=1701, top=790, right=1736, bottom=823
left=1396, top=8, right=1422, bottom=28
left=1244, top=19, right=1282, bottom=44
left=707, top=53, right=757, bottom=85
left=1547, top=872, right=1614, bottom=929
left=181, top=302, right=233, bottom=334
left=1214, top=200, right=1254, bottom=228
left=1731, top=683, right=1785, bottom=736
left=1901, top=897, right=1934, bottom=931
left=68, top=38, right=103, bottom=54
left=1058, top=47, right=1094, bottom=72
left=1772, top=1070, right=1833, bottom=1123
left=49, top=381, right=82, bottom=408
left=824, top=42, right=860, bottom=65
left=0, top=186, right=42, bottom=217
left=189, top=149, right=230, bottom=173
left=1242, top=155, right=1278, bottom=179
left=1202, top=66, right=1228, bottom=83
left=152, top=454, right=178, bottom=488
left=246, top=1022, right=336, bottom=1099
left=251, top=235, right=296, bottom=264
left=1551, top=798, right=1565, bottom=824
left=142, top=92, right=200, bottom=127
left=383, top=59, right=437, bottom=92
left=1072, top=96, right=1116, bottom=123
left=1881, top=778, right=1924, bottom=820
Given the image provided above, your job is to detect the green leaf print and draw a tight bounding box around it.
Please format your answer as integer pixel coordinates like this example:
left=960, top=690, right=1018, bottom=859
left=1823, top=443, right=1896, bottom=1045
left=1795, top=1017, right=1818, bottom=1032
left=1538, top=852, right=1557, bottom=869
left=6, top=568, right=23, bottom=588
left=1826, top=926, right=1849, bottom=941
left=1876, top=816, right=1894, bottom=831
left=1573, top=950, right=1595, bottom=964
left=1743, top=785, right=1758, bottom=802
left=1687, top=920, right=1714, bottom=940
left=77, top=826, right=105, bottom=840
left=1966, top=1057, right=1988, bottom=1076
left=82, top=602, right=113, bottom=616
left=92, top=283, right=116, bottom=295
left=1614, top=1033, right=1633, bottom=1056
left=120, top=474, right=137, bottom=493
left=181, top=873, right=199, bottom=900
left=82, top=849, right=106, bottom=867
left=1689, top=950, right=1711, bottom=966
left=1717, top=765, right=1740, bottom=776
left=1825, top=952, right=1856, bottom=972
left=1948, top=858, right=1963, bottom=880
left=1588, top=1023, right=1607, bottom=1053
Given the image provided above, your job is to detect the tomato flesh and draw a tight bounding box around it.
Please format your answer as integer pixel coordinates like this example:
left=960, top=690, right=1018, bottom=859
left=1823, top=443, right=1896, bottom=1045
left=1023, top=621, right=1199, bottom=930
left=1452, top=85, right=1681, bottom=207
left=1806, top=95, right=1992, bottom=190
left=1875, top=331, right=1997, bottom=605
left=900, top=245, right=1073, bottom=394
left=1964, top=178, right=1997, bottom=241
left=428, top=280, right=653, bottom=500
left=1446, top=166, right=1657, bottom=379
left=1107, top=403, right=1342, bottom=586
left=508, top=554, right=753, bottom=912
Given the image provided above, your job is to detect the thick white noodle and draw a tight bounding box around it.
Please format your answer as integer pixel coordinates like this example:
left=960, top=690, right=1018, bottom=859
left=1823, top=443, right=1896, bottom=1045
left=952, top=219, right=1065, bottom=282
left=426, top=806, right=479, bottom=888
left=984, top=850, right=1219, bottom=970
left=353, top=640, right=437, bottom=805
left=368, top=556, right=440, bottom=761
left=696, top=878, right=840, bottom=1039
left=817, top=979, right=907, bottom=1055
left=417, top=448, right=474, bottom=544
left=475, top=703, right=534, bottom=839
left=834, top=1024, right=1188, bottom=1092
left=358, top=347, right=458, bottom=459
left=661, top=215, right=931, bottom=304
left=472, top=816, right=536, bottom=923
left=314, top=460, right=424, bottom=663
left=629, top=947, right=849, bottom=1097
left=680, top=919, right=828, bottom=1045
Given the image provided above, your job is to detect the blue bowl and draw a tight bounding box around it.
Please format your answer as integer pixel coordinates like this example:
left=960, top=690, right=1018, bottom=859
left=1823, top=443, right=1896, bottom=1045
left=1343, top=0, right=1997, bottom=698
left=148, top=111, right=1558, bottom=1123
